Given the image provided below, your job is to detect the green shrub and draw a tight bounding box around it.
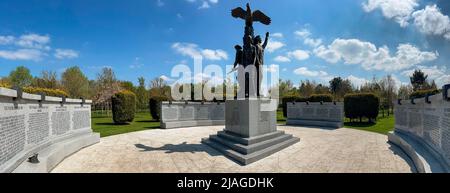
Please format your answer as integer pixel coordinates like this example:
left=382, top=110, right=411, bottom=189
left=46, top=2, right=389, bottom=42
left=281, top=95, right=308, bottom=117
left=410, top=89, right=441, bottom=99
left=149, top=95, right=169, bottom=121
left=344, top=93, right=379, bottom=122
left=112, top=90, right=136, bottom=124
left=308, top=94, right=333, bottom=102
left=23, top=87, right=69, bottom=97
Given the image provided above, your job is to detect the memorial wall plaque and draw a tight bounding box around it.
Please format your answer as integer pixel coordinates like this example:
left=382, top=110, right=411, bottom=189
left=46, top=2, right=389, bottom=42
left=27, top=112, right=50, bottom=144
left=329, top=108, right=341, bottom=121
left=287, top=104, right=300, bottom=119
left=423, top=111, right=441, bottom=149
left=51, top=111, right=70, bottom=136
left=210, top=104, right=225, bottom=120
left=72, top=111, right=90, bottom=130
left=316, top=108, right=329, bottom=120
left=162, top=106, right=179, bottom=121
left=0, top=115, right=26, bottom=166
left=442, top=108, right=450, bottom=161
left=194, top=106, right=210, bottom=120
left=179, top=106, right=195, bottom=121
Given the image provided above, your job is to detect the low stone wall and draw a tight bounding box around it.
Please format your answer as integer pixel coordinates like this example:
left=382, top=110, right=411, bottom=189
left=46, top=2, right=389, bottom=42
left=160, top=101, right=225, bottom=129
left=389, top=85, right=450, bottom=172
left=286, top=102, right=344, bottom=128
left=0, top=87, right=99, bottom=173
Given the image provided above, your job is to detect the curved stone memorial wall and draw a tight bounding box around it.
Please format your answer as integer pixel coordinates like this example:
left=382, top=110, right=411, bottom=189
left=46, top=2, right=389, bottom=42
left=286, top=102, right=344, bottom=128
left=0, top=87, right=99, bottom=173
left=160, top=101, right=225, bottom=129
left=389, top=85, right=450, bottom=172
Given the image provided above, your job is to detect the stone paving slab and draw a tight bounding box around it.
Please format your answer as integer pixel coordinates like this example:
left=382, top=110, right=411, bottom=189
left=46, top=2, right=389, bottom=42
left=52, top=126, right=415, bottom=173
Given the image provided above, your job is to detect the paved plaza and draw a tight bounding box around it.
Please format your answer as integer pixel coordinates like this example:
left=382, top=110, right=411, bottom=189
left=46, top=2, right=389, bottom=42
left=52, top=126, right=415, bottom=173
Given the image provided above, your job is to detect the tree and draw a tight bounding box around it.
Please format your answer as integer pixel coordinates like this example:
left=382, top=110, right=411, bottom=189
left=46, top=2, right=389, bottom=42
left=279, top=79, right=294, bottom=98
left=120, top=81, right=135, bottom=92
left=329, top=77, right=343, bottom=99
left=410, top=69, right=428, bottom=91
left=93, top=67, right=121, bottom=104
left=136, top=77, right=149, bottom=110
left=398, top=85, right=413, bottom=100
left=61, top=66, right=89, bottom=98
left=298, top=80, right=316, bottom=98
left=314, top=84, right=330, bottom=94
left=32, top=71, right=59, bottom=89
left=149, top=77, right=169, bottom=98
left=9, top=66, right=33, bottom=88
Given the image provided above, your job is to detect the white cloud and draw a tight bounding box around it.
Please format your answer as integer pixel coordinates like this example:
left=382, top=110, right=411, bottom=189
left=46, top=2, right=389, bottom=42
left=314, top=38, right=438, bottom=71
left=304, top=38, right=323, bottom=48
left=402, top=65, right=450, bottom=87
left=294, top=28, right=322, bottom=48
left=264, top=64, right=279, bottom=73
left=287, top=50, right=310, bottom=61
left=294, top=29, right=311, bottom=39
left=273, top=55, right=291, bottom=63
left=271, top=33, right=283, bottom=38
left=0, top=36, right=15, bottom=45
left=172, top=42, right=228, bottom=61
left=160, top=75, right=174, bottom=82
left=294, top=67, right=328, bottom=77
left=412, top=5, right=450, bottom=40
left=0, top=49, right=44, bottom=61
left=54, top=49, right=79, bottom=59
left=362, top=0, right=419, bottom=27
left=266, top=39, right=285, bottom=53
left=186, top=0, right=218, bottom=9
left=347, top=75, right=369, bottom=88
left=16, top=33, right=51, bottom=50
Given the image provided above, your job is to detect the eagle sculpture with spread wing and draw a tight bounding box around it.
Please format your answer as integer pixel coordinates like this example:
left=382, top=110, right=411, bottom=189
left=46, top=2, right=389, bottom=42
left=231, top=3, right=271, bottom=26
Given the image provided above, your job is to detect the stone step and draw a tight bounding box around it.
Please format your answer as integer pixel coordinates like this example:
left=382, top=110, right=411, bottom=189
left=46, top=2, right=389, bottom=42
left=209, top=133, right=294, bottom=155
left=217, top=130, right=285, bottom=145
left=202, top=137, right=300, bottom=165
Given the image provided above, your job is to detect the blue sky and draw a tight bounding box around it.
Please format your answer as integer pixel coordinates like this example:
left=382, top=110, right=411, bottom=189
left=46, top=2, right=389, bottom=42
left=0, top=0, right=449, bottom=88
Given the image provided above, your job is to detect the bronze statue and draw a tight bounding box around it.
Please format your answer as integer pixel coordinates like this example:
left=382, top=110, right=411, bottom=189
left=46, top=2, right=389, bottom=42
left=231, top=3, right=271, bottom=98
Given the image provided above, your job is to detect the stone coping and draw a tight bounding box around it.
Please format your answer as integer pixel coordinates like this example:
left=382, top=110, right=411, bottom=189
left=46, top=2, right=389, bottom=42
left=0, top=87, right=92, bottom=104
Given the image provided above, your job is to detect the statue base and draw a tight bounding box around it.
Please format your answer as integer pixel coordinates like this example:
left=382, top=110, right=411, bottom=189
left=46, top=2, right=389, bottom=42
left=202, top=98, right=300, bottom=165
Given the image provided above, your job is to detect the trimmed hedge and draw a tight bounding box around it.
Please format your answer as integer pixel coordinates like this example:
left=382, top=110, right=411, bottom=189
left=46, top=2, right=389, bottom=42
left=308, top=94, right=333, bottom=102
left=149, top=95, right=169, bottom=121
left=23, top=87, right=69, bottom=97
left=410, top=89, right=440, bottom=99
left=344, top=93, right=380, bottom=122
left=0, top=83, right=11, bottom=88
left=112, top=90, right=136, bottom=124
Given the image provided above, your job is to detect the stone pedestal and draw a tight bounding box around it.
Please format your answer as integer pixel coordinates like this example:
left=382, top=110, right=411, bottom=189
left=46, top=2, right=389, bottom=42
left=202, top=98, right=299, bottom=165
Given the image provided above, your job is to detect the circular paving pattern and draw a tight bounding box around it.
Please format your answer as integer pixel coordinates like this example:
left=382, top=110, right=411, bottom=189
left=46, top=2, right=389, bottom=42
left=52, top=126, right=415, bottom=173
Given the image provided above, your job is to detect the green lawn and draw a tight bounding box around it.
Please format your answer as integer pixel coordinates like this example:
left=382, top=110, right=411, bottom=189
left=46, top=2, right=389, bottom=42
left=344, top=114, right=395, bottom=135
left=92, top=112, right=160, bottom=137
left=92, top=110, right=394, bottom=137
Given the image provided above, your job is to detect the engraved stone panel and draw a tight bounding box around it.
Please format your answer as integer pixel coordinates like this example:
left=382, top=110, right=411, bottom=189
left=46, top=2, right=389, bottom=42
left=329, top=108, right=341, bottom=120
left=287, top=105, right=300, bottom=119
left=316, top=108, right=329, bottom=119
left=51, top=111, right=70, bottom=136
left=27, top=112, right=49, bottom=144
left=162, top=106, right=178, bottom=121
left=408, top=111, right=422, bottom=135
left=210, top=104, right=225, bottom=120
left=302, top=108, right=314, bottom=117
left=423, top=112, right=441, bottom=149
left=179, top=106, right=195, bottom=121
left=442, top=108, right=450, bottom=161
left=395, top=108, right=407, bottom=127
left=72, top=111, right=90, bottom=130
left=194, top=106, right=210, bottom=120
left=0, top=115, right=26, bottom=166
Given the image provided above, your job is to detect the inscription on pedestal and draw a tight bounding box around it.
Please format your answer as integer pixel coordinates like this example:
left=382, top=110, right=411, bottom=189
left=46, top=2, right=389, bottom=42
left=0, top=115, right=26, bottom=166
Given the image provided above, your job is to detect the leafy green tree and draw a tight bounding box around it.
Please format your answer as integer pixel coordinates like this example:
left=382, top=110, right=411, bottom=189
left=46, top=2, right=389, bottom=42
left=32, top=71, right=60, bottom=89
left=120, top=81, right=135, bottom=92
left=61, top=66, right=89, bottom=98
left=136, top=77, right=149, bottom=110
left=329, top=77, right=343, bottom=98
left=410, top=69, right=428, bottom=91
left=9, top=66, right=33, bottom=88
